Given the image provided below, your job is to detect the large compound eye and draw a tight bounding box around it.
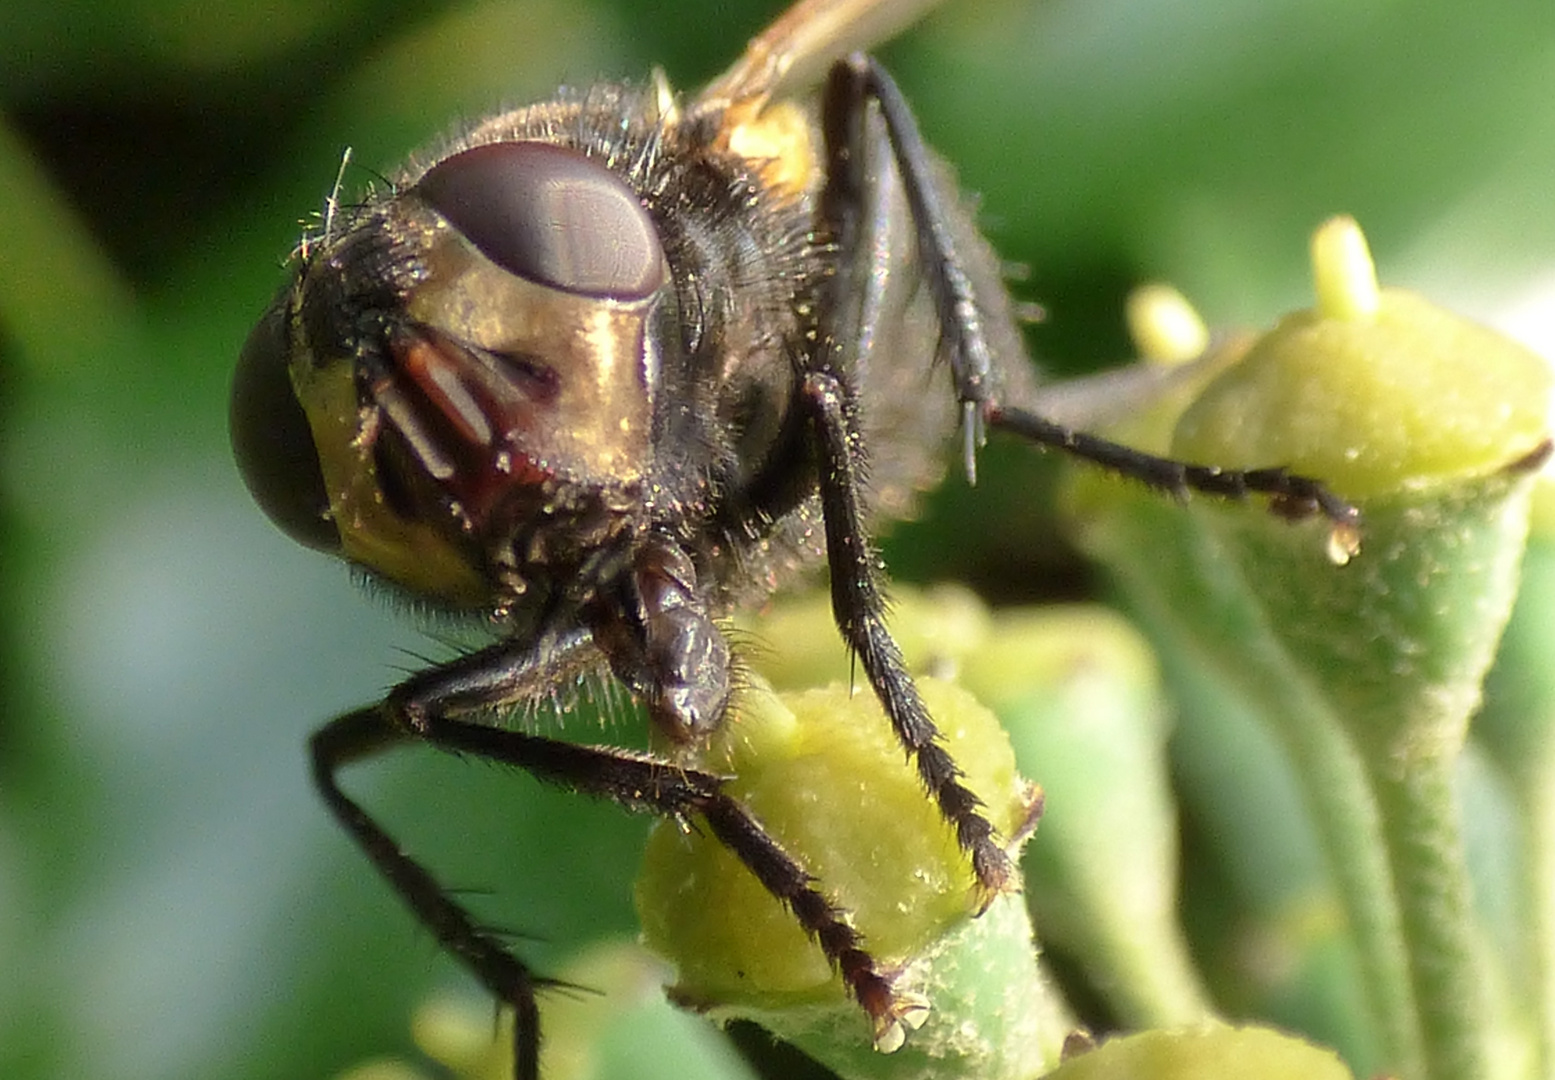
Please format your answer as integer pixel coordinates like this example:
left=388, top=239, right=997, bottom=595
left=230, top=296, right=339, bottom=553
left=416, top=141, right=666, bottom=300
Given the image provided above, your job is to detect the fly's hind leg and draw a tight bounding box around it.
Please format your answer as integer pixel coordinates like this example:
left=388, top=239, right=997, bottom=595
left=811, top=52, right=1358, bottom=918
left=826, top=54, right=1359, bottom=548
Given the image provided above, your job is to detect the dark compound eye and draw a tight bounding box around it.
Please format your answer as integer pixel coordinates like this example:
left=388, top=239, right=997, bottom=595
left=417, top=141, right=667, bottom=300
left=230, top=294, right=339, bottom=553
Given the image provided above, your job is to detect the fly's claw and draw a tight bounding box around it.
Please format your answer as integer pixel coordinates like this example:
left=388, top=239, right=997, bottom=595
left=870, top=988, right=932, bottom=1054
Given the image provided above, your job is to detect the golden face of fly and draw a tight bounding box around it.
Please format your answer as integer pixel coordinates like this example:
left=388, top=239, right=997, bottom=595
left=235, top=133, right=676, bottom=607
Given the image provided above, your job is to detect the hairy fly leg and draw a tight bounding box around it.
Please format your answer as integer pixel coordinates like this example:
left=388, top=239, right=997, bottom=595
left=314, top=622, right=911, bottom=1077
left=986, top=406, right=1362, bottom=532
left=829, top=56, right=1360, bottom=543
left=799, top=370, right=1014, bottom=902
left=810, top=56, right=1017, bottom=901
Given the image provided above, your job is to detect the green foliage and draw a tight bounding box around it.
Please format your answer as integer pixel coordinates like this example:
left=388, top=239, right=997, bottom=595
left=4, top=3, right=1555, bottom=1080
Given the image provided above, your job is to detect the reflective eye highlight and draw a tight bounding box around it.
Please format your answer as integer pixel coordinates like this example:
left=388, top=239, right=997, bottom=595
left=416, top=141, right=667, bottom=300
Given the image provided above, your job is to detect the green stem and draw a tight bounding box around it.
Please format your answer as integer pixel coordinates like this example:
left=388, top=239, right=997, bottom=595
left=1479, top=536, right=1555, bottom=1080
left=1272, top=694, right=1423, bottom=1080
left=1529, top=782, right=1555, bottom=1080
left=1102, top=920, right=1214, bottom=1030
left=1095, top=503, right=1423, bottom=1076
left=1370, top=754, right=1488, bottom=1080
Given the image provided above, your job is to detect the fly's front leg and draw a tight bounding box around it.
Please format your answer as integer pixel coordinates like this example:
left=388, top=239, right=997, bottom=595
left=323, top=580, right=927, bottom=1070
left=313, top=631, right=754, bottom=1080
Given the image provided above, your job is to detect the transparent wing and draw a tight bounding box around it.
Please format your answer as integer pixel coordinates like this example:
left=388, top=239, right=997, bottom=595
left=696, top=0, right=946, bottom=111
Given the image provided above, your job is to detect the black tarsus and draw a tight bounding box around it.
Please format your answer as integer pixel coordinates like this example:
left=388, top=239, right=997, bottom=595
left=987, top=404, right=1361, bottom=529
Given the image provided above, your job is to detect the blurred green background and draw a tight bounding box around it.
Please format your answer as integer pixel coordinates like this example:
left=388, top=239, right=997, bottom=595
left=3, top=1, right=1554, bottom=1078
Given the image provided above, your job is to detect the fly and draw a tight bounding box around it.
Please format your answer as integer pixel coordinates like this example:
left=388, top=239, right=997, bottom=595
left=229, top=1, right=1359, bottom=1076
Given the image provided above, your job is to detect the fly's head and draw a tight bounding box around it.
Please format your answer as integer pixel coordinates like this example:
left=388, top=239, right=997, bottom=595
left=232, top=140, right=674, bottom=611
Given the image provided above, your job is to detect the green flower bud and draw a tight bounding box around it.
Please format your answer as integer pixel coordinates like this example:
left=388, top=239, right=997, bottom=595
left=1063, top=216, right=1551, bottom=1080
left=1044, top=1025, right=1356, bottom=1080
left=1173, top=216, right=1550, bottom=501
left=636, top=598, right=1061, bottom=1080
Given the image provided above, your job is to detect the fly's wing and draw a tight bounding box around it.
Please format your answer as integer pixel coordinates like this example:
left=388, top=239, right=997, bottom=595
left=695, top=0, right=947, bottom=112
left=1019, top=352, right=1236, bottom=431
left=841, top=95, right=1040, bottom=526
left=690, top=0, right=1036, bottom=528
